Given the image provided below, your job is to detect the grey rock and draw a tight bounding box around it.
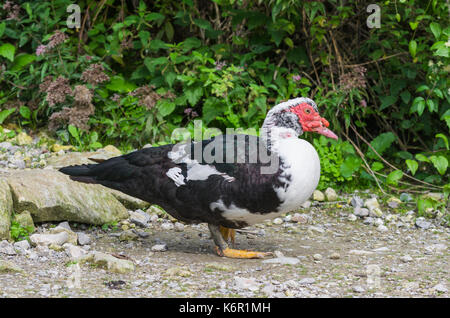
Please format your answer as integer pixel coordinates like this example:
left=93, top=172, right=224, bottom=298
left=0, top=240, right=16, bottom=255
left=353, top=285, right=365, bottom=293
left=0, top=259, right=23, bottom=273
left=161, top=222, right=174, bottom=231
left=347, top=214, right=357, bottom=221
left=313, top=253, right=323, bottom=261
left=129, top=209, right=150, bottom=228
left=364, top=197, right=380, bottom=211
left=64, top=243, right=87, bottom=261
left=433, top=283, right=448, bottom=293
left=263, top=251, right=299, bottom=265
left=308, top=225, right=325, bottom=234
left=234, top=277, right=259, bottom=291
left=84, top=251, right=135, bottom=274
left=301, top=200, right=312, bottom=209
left=76, top=232, right=91, bottom=245
left=30, top=232, right=69, bottom=247
left=151, top=244, right=167, bottom=252
left=415, top=217, right=431, bottom=230
left=312, top=190, right=325, bottom=202
left=377, top=225, right=388, bottom=232
left=174, top=222, right=185, bottom=232
left=351, top=196, right=364, bottom=208
left=57, top=221, right=72, bottom=231
left=363, top=217, right=374, bottom=225
left=299, top=278, right=316, bottom=285
left=273, top=218, right=283, bottom=225
left=354, top=206, right=369, bottom=217
left=325, top=188, right=338, bottom=201
left=0, top=179, right=13, bottom=240
left=400, top=255, right=413, bottom=263
left=14, top=240, right=30, bottom=251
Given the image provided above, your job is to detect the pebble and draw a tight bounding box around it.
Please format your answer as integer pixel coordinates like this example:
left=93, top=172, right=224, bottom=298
left=0, top=240, right=16, bottom=255
left=351, top=195, right=364, bottom=208
left=151, top=244, right=167, bottom=252
left=312, top=190, right=325, bottom=202
left=400, top=255, right=413, bottom=263
left=291, top=213, right=308, bottom=224
left=313, top=253, right=322, bottom=261
left=301, top=200, right=312, bottom=209
left=363, top=217, right=374, bottom=225
left=273, top=218, right=283, bottom=225
left=329, top=252, right=341, bottom=259
left=77, top=232, right=91, bottom=246
left=129, top=210, right=151, bottom=228
left=174, top=222, right=185, bottom=232
left=299, top=278, right=315, bottom=285
left=353, top=285, right=365, bottom=293
left=308, top=225, right=325, bottom=234
left=354, top=206, right=369, bottom=217
left=347, top=214, right=357, bottom=221
left=30, top=232, right=69, bottom=247
left=324, top=188, right=337, bottom=201
left=14, top=240, right=31, bottom=251
left=262, top=251, right=299, bottom=265
left=433, top=283, right=448, bottom=293
left=161, top=222, right=174, bottom=231
left=234, top=277, right=259, bottom=291
left=364, top=197, right=380, bottom=211
left=377, top=225, right=388, bottom=232
left=415, top=217, right=431, bottom=230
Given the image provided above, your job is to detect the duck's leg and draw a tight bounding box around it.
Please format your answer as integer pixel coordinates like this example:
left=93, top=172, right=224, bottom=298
left=208, top=224, right=272, bottom=259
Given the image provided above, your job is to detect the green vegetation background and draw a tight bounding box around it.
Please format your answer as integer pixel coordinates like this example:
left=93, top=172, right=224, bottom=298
left=0, top=0, right=448, bottom=204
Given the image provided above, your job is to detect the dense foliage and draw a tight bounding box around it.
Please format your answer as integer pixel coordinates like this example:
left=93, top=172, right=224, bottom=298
left=0, top=0, right=449, bottom=198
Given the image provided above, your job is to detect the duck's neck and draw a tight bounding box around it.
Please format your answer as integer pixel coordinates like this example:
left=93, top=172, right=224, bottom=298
left=261, top=116, right=300, bottom=153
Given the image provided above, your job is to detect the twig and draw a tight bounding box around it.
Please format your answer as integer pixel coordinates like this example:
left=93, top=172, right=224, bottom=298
left=344, top=52, right=408, bottom=68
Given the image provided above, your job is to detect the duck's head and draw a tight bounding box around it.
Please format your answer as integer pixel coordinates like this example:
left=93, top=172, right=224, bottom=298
left=264, top=97, right=338, bottom=140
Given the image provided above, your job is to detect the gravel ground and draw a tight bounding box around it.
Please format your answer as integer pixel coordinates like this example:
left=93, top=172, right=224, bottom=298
left=0, top=206, right=448, bottom=298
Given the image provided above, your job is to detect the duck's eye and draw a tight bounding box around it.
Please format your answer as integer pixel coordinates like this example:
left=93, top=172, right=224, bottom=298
left=304, top=108, right=311, bottom=114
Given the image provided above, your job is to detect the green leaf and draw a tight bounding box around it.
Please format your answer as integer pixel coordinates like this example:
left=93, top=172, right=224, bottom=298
left=415, top=153, right=430, bottom=163
left=429, top=155, right=448, bottom=175
left=409, top=40, right=417, bottom=58
left=0, top=22, right=5, bottom=38
left=386, top=170, right=403, bottom=185
left=165, top=72, right=176, bottom=88
left=429, top=22, right=441, bottom=39
left=411, top=97, right=425, bottom=116
left=405, top=159, right=418, bottom=175
left=340, top=156, right=361, bottom=178
left=185, top=86, right=203, bottom=106
left=11, top=53, right=35, bottom=71
left=371, top=162, right=384, bottom=172
left=435, top=133, right=449, bottom=150
left=366, top=132, right=396, bottom=159
left=68, top=125, right=79, bottom=140
left=379, top=95, right=397, bottom=110
left=105, top=76, right=136, bottom=93
left=0, top=109, right=15, bottom=124
left=202, top=98, right=226, bottom=125
left=158, top=100, right=176, bottom=117
left=0, top=43, right=15, bottom=62
left=19, top=106, right=31, bottom=119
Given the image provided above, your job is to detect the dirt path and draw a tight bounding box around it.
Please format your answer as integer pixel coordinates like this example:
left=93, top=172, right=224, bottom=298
left=0, top=207, right=448, bottom=298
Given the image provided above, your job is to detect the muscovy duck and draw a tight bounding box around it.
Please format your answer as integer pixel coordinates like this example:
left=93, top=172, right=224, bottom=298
left=59, top=97, right=337, bottom=258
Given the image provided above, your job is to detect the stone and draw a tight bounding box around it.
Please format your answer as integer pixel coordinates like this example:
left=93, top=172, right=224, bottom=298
left=102, top=145, right=122, bottom=157
left=301, top=200, right=312, bottom=209
left=49, top=225, right=78, bottom=245
left=329, top=252, right=341, bottom=259
left=119, top=230, right=139, bottom=241
left=415, top=217, right=431, bottom=230
left=174, top=222, right=185, bottom=232
left=165, top=266, right=192, bottom=277
left=377, top=225, right=388, bottom=232
left=291, top=213, right=308, bottom=224
left=6, top=170, right=128, bottom=224
left=387, top=196, right=402, bottom=209
left=350, top=195, right=364, bottom=208
left=30, top=232, right=69, bottom=247
left=0, top=179, right=13, bottom=240
left=308, top=225, right=325, bottom=234
left=0, top=141, right=13, bottom=151
left=16, top=132, right=33, bottom=146
left=363, top=217, right=374, bottom=225
left=299, top=278, right=315, bottom=285
left=313, top=253, right=322, bottom=261
left=161, top=222, right=174, bottom=231
left=353, top=285, right=365, bottom=293
left=369, top=208, right=383, bottom=217
left=400, top=255, right=413, bottom=263
left=399, top=193, right=413, bottom=202
left=129, top=210, right=151, bottom=228
left=13, top=211, right=35, bottom=233
left=433, top=283, right=448, bottom=293
left=349, top=249, right=374, bottom=256
left=77, top=232, right=91, bottom=246
left=14, top=240, right=30, bottom=251
left=0, top=259, right=23, bottom=273
left=151, top=244, right=167, bottom=252
left=0, top=240, right=16, bottom=255
left=273, top=218, right=283, bottom=225
left=84, top=251, right=135, bottom=274
left=64, top=243, right=88, bottom=261
left=364, top=197, right=380, bottom=211
left=325, top=188, right=338, bottom=201
left=234, top=277, right=259, bottom=291
left=262, top=251, right=300, bottom=265
left=347, top=214, right=357, bottom=222
left=354, top=206, right=369, bottom=217
left=313, top=190, right=325, bottom=202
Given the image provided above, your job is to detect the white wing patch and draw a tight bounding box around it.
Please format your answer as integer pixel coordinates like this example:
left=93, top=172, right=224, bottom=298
left=166, top=167, right=186, bottom=187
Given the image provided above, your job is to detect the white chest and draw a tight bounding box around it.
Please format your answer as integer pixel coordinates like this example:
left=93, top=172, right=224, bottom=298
left=273, top=138, right=321, bottom=213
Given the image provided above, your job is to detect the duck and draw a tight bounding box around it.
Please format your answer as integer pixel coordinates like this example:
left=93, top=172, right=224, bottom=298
left=59, top=97, right=338, bottom=259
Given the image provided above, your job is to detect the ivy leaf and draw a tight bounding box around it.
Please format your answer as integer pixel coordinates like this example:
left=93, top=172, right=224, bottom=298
left=386, top=170, right=403, bottom=185
left=0, top=43, right=15, bottom=61
left=429, top=155, right=448, bottom=175
left=429, top=22, right=441, bottom=39
left=405, top=159, right=418, bottom=175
